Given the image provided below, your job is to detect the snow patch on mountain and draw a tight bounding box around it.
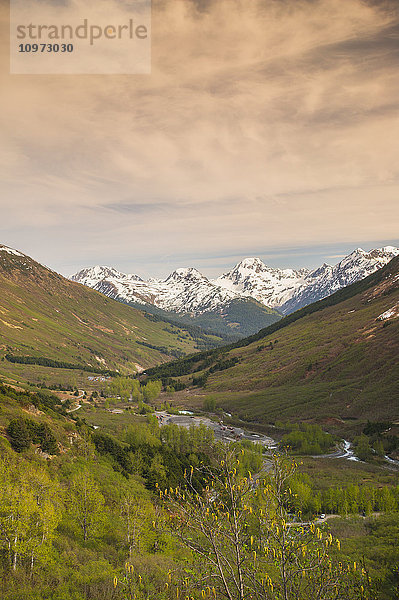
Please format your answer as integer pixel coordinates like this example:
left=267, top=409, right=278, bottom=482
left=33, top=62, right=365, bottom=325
left=377, top=302, right=399, bottom=321
left=72, top=265, right=239, bottom=315
left=71, top=246, right=399, bottom=317
left=213, top=257, right=309, bottom=308
left=280, top=246, right=399, bottom=314
left=0, top=245, right=24, bottom=257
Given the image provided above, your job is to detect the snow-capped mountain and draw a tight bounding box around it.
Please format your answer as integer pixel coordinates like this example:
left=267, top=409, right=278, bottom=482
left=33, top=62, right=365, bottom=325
left=213, top=257, right=309, bottom=309
left=71, top=246, right=399, bottom=318
left=279, top=246, right=399, bottom=314
left=72, top=265, right=238, bottom=315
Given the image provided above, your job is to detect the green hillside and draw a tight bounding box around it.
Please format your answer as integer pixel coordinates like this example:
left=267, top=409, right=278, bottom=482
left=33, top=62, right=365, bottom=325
left=129, top=296, right=281, bottom=338
left=145, top=256, right=399, bottom=428
left=0, top=381, right=398, bottom=600
left=0, top=246, right=225, bottom=381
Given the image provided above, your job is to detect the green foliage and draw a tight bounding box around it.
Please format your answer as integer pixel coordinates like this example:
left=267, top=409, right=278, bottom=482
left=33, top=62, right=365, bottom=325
left=192, top=371, right=209, bottom=387
left=0, top=383, right=65, bottom=415
left=136, top=341, right=184, bottom=359
left=7, top=417, right=59, bottom=454
left=6, top=417, right=31, bottom=452
left=0, top=455, right=61, bottom=573
left=360, top=422, right=399, bottom=459
left=280, top=423, right=334, bottom=455
left=159, top=452, right=371, bottom=600
left=203, top=397, right=217, bottom=411
left=124, top=423, right=160, bottom=448
left=5, top=354, right=118, bottom=376
left=354, top=434, right=374, bottom=461
left=208, top=356, right=239, bottom=373
left=319, top=484, right=399, bottom=516
left=363, top=422, right=391, bottom=437
left=131, top=296, right=281, bottom=339
left=106, top=378, right=162, bottom=405
left=128, top=301, right=235, bottom=345
left=142, top=380, right=162, bottom=402
left=0, top=380, right=398, bottom=600
left=329, top=514, right=399, bottom=600
left=68, top=469, right=106, bottom=542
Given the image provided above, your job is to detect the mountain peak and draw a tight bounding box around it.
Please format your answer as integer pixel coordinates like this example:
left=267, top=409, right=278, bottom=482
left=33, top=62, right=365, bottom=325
left=237, top=257, right=265, bottom=269
left=71, top=265, right=143, bottom=284
left=381, top=245, right=399, bottom=254
left=166, top=267, right=207, bottom=282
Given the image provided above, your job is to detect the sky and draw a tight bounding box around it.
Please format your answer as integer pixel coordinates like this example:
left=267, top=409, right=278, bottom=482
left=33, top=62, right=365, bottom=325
left=1, top=0, right=399, bottom=279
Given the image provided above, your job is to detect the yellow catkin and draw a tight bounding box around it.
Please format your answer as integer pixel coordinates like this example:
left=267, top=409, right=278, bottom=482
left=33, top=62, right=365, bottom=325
left=113, top=577, right=118, bottom=588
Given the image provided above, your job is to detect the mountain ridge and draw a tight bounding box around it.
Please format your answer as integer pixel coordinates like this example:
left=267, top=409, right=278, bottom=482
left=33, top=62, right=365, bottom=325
left=143, top=255, right=399, bottom=427
left=72, top=246, right=399, bottom=324
left=0, top=244, right=227, bottom=380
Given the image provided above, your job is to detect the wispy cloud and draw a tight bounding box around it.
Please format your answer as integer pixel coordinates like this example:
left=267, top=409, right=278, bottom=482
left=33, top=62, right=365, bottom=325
left=0, top=0, right=398, bottom=275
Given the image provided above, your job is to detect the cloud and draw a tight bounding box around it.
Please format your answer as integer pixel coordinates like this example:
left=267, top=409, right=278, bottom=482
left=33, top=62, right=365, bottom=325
left=0, top=0, right=398, bottom=275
